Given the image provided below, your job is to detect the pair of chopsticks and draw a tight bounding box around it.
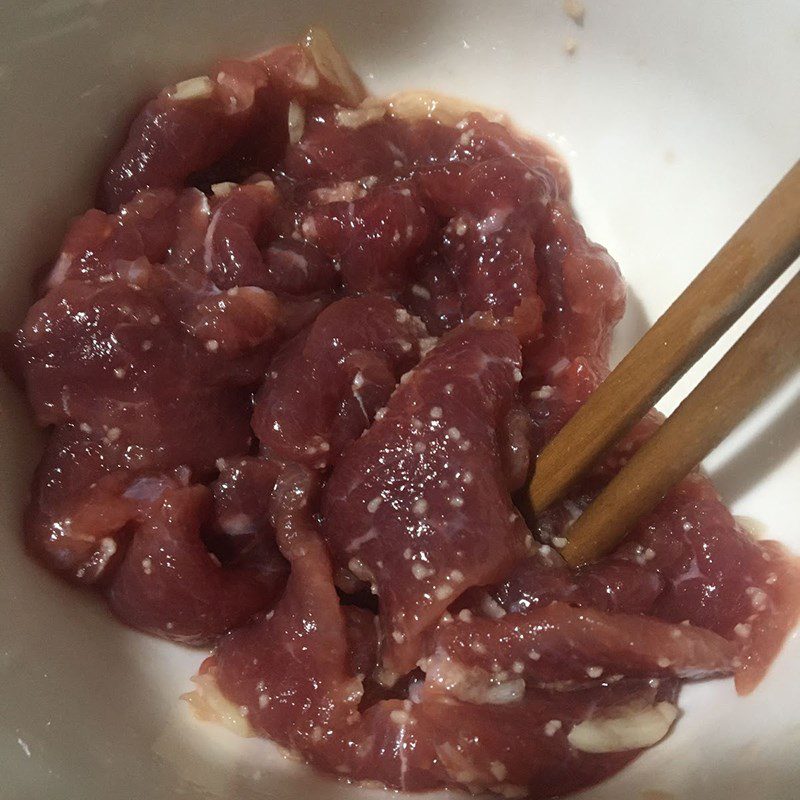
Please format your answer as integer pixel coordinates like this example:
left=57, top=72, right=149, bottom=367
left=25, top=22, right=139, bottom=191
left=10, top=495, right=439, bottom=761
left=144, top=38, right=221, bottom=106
left=528, top=160, right=800, bottom=567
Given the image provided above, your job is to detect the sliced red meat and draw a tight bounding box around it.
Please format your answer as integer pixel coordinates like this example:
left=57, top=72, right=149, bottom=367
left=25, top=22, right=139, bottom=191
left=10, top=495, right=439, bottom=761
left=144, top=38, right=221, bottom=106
left=18, top=259, right=293, bottom=606
left=401, top=154, right=560, bottom=341
left=301, top=182, right=435, bottom=295
left=98, top=68, right=263, bottom=211
left=206, top=456, right=288, bottom=583
left=252, top=295, right=427, bottom=468
left=107, top=482, right=275, bottom=644
left=203, top=182, right=278, bottom=288
left=100, top=35, right=366, bottom=211
left=525, top=410, right=800, bottom=695
left=260, top=237, right=337, bottom=295
left=167, top=187, right=212, bottom=270
left=525, top=201, right=625, bottom=379
left=24, top=424, right=138, bottom=583
left=488, top=549, right=665, bottom=616
left=201, top=464, right=364, bottom=759
left=281, top=105, right=402, bottom=185
left=45, top=189, right=180, bottom=289
left=322, top=323, right=528, bottom=677
left=412, top=679, right=671, bottom=799
left=618, top=475, right=800, bottom=694
left=428, top=603, right=735, bottom=692
left=16, top=262, right=288, bottom=468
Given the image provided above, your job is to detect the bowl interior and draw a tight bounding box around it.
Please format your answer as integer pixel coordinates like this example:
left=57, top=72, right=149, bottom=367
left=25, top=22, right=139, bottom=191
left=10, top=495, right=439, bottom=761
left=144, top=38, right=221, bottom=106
left=1, top=1, right=798, bottom=798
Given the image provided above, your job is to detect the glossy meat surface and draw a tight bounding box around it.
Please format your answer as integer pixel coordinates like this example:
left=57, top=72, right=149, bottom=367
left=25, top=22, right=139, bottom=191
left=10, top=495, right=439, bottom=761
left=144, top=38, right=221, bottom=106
left=323, top=324, right=528, bottom=676
left=14, top=31, right=799, bottom=800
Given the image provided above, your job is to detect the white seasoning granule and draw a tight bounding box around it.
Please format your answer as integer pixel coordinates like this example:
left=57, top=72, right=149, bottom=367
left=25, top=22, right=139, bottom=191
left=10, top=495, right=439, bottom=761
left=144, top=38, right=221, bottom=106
left=449, top=496, right=464, bottom=509
left=141, top=340, right=152, bottom=351
left=746, top=586, right=768, bottom=612
left=403, top=548, right=413, bottom=560
left=171, top=75, right=215, bottom=101
left=513, top=368, right=523, bottom=383
left=99, top=537, right=116, bottom=556
left=450, top=569, right=464, bottom=583
left=392, top=630, right=406, bottom=644
left=430, top=406, right=443, bottom=419
left=586, top=666, right=603, bottom=679
left=458, top=609, right=473, bottom=623
left=454, top=218, right=468, bottom=236
left=79, top=422, right=93, bottom=434
left=258, top=694, right=269, bottom=709
left=390, top=709, right=410, bottom=725
left=512, top=661, right=524, bottom=674
left=657, top=657, right=672, bottom=668
left=411, top=562, right=434, bottom=580
left=447, top=427, right=461, bottom=440
left=552, top=537, right=568, bottom=549
left=411, top=284, right=431, bottom=299
left=113, top=367, right=126, bottom=379
left=531, top=385, right=554, bottom=400
left=367, top=497, right=382, bottom=513
left=141, top=557, right=153, bottom=575
left=734, top=623, right=751, bottom=638
left=489, top=762, right=507, bottom=782
left=413, top=441, right=426, bottom=454
left=419, top=336, right=438, bottom=355
left=211, top=181, right=237, bottom=197
left=435, top=584, right=454, bottom=600
left=205, top=339, right=219, bottom=353
left=544, top=719, right=562, bottom=737
left=461, top=471, right=473, bottom=484
left=287, top=100, right=305, bottom=144
left=412, top=498, right=429, bottom=517
left=106, top=427, right=121, bottom=442
left=470, top=641, right=487, bottom=654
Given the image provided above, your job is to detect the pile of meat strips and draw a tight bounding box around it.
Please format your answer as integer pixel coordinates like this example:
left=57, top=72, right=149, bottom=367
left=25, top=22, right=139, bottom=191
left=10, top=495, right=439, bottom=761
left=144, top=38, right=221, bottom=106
left=15, top=31, right=799, bottom=799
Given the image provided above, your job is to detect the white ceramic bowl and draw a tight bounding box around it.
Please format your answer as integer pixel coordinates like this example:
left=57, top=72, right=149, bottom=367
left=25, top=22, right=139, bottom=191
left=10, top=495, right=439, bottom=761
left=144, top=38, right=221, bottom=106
left=1, top=2, right=798, bottom=798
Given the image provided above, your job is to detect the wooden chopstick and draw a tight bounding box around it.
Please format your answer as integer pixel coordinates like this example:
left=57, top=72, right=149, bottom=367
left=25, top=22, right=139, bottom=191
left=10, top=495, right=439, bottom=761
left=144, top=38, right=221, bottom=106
left=560, top=270, right=800, bottom=566
left=529, top=160, right=800, bottom=516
